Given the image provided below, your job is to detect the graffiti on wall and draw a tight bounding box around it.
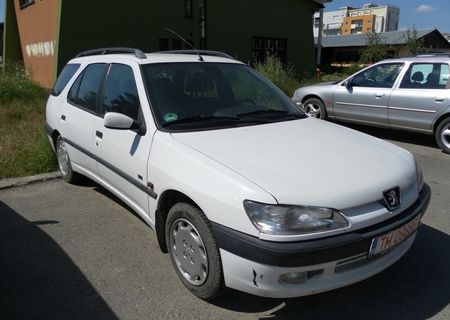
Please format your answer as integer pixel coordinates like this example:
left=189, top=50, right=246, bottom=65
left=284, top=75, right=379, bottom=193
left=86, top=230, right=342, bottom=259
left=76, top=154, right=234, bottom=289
left=25, top=40, right=55, bottom=57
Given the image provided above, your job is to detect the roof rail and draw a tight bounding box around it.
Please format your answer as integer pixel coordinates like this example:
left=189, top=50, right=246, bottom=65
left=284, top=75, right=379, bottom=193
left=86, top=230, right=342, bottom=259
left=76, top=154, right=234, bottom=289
left=414, top=53, right=450, bottom=58
left=157, top=50, right=234, bottom=60
left=76, top=47, right=146, bottom=59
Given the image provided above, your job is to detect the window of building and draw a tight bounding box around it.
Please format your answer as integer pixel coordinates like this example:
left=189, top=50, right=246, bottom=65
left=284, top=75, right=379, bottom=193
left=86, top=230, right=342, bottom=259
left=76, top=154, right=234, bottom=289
left=19, top=0, right=34, bottom=9
left=400, top=63, right=450, bottom=89
left=184, top=0, right=193, bottom=18
left=159, top=38, right=169, bottom=51
left=102, top=64, right=140, bottom=120
left=251, top=37, right=287, bottom=65
left=172, top=39, right=182, bottom=50
left=68, top=63, right=107, bottom=113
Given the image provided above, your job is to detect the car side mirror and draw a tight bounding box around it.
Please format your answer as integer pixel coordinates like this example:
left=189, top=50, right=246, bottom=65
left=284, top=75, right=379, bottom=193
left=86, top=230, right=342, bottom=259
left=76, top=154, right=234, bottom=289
left=104, top=112, right=134, bottom=130
left=104, top=112, right=146, bottom=135
left=343, top=79, right=353, bottom=88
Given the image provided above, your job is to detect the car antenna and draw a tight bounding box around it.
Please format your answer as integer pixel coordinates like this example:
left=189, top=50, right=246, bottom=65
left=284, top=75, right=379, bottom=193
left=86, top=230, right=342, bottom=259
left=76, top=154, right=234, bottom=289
left=164, top=27, right=204, bottom=62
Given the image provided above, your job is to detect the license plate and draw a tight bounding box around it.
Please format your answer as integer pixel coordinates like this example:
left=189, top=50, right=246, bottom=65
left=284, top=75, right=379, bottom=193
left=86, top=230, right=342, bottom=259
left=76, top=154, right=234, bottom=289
left=368, top=214, right=421, bottom=257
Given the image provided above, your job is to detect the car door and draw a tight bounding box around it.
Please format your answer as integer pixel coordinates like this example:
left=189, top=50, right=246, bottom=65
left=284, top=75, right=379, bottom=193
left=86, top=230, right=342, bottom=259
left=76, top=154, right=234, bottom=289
left=333, top=63, right=404, bottom=125
left=93, top=62, right=155, bottom=220
left=62, top=63, right=108, bottom=176
left=388, top=62, right=450, bottom=131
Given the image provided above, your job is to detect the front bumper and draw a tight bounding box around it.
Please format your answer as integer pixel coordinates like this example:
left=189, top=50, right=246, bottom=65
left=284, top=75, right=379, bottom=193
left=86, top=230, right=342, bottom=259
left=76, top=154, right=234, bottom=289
left=213, top=184, right=431, bottom=298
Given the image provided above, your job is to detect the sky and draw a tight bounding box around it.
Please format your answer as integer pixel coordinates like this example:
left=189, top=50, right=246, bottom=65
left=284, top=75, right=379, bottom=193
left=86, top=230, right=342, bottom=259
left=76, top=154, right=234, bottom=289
left=0, top=0, right=4, bottom=23
left=0, top=0, right=449, bottom=32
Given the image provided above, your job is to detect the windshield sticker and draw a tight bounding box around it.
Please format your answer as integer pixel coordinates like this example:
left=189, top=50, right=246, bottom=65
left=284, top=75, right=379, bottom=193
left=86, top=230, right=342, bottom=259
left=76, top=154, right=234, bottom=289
left=164, top=113, right=178, bottom=122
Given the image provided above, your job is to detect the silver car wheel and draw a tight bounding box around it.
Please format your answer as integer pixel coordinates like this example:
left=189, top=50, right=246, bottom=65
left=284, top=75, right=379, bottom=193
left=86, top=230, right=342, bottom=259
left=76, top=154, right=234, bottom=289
left=304, top=103, right=322, bottom=118
left=169, top=218, right=208, bottom=286
left=57, top=139, right=70, bottom=176
left=441, top=124, right=450, bottom=149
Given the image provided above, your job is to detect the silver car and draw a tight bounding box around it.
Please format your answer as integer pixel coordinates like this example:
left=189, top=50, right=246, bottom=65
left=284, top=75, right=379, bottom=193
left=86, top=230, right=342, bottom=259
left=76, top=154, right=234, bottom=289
left=292, top=55, right=450, bottom=153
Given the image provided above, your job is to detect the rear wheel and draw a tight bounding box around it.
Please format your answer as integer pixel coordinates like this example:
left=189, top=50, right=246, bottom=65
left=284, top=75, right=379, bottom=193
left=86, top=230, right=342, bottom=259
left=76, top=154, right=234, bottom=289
left=435, top=117, right=450, bottom=154
left=165, top=203, right=224, bottom=300
left=303, top=97, right=327, bottom=119
left=56, top=136, right=80, bottom=183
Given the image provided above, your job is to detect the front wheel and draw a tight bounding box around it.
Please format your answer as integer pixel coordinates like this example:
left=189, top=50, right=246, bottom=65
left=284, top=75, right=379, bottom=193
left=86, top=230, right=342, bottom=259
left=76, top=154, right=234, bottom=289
left=165, top=203, right=224, bottom=300
left=302, top=97, right=327, bottom=119
left=435, top=117, right=450, bottom=154
left=56, top=136, right=80, bottom=183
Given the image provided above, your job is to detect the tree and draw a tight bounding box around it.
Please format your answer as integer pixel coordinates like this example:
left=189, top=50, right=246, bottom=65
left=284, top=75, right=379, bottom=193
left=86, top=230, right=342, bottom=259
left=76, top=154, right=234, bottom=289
left=405, top=26, right=425, bottom=56
left=360, top=31, right=388, bottom=64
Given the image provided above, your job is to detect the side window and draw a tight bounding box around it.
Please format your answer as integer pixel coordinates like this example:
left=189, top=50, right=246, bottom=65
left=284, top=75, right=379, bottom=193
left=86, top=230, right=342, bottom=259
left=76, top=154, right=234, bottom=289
left=68, top=63, right=107, bottom=113
left=102, top=64, right=140, bottom=120
left=400, top=63, right=449, bottom=89
left=51, top=64, right=80, bottom=96
left=351, top=63, right=403, bottom=88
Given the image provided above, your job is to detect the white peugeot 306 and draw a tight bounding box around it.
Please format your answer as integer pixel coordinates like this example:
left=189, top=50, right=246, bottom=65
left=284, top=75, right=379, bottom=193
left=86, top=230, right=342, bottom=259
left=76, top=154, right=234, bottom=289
left=45, top=48, right=431, bottom=300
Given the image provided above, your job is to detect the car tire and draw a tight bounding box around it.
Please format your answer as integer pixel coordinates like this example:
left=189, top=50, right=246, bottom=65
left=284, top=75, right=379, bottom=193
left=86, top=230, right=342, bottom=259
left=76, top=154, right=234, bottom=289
left=165, top=202, right=224, bottom=300
left=435, top=117, right=450, bottom=154
left=302, top=97, right=327, bottom=119
left=56, top=135, right=80, bottom=183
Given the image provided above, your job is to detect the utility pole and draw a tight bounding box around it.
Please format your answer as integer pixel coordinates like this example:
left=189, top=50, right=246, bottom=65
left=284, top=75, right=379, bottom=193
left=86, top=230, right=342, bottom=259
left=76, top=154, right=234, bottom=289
left=316, top=8, right=324, bottom=66
left=199, top=0, right=207, bottom=49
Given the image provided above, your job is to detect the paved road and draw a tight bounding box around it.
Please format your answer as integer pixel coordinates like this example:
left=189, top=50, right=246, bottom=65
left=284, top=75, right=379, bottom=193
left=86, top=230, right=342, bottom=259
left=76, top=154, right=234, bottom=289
left=1, top=125, right=449, bottom=320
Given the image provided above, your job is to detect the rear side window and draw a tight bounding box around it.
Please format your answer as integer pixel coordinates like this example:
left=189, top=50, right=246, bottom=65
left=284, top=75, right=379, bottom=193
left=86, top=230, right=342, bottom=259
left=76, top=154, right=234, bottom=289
left=400, top=63, right=450, bottom=89
left=51, top=64, right=80, bottom=96
left=102, top=64, right=140, bottom=120
left=67, top=63, right=107, bottom=113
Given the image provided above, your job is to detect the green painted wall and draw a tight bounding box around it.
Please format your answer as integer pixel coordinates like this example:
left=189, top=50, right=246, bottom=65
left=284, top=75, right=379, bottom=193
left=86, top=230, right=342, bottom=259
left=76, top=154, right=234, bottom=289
left=57, top=0, right=200, bottom=73
left=207, top=0, right=318, bottom=78
left=2, top=0, right=21, bottom=66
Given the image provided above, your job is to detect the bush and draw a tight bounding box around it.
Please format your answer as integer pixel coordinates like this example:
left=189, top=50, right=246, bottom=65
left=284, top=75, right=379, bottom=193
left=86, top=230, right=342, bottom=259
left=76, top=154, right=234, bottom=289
left=0, top=64, right=56, bottom=178
left=254, top=55, right=302, bottom=96
left=0, top=63, right=48, bottom=105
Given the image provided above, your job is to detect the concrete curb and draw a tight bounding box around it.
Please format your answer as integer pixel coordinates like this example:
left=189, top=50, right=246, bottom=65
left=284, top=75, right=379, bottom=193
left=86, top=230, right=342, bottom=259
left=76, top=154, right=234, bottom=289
left=0, top=171, right=62, bottom=190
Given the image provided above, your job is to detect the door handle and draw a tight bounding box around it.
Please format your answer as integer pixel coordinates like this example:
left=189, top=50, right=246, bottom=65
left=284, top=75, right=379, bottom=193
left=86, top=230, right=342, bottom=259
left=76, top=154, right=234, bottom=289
left=433, top=97, right=446, bottom=102
left=374, top=93, right=385, bottom=98
left=96, top=130, right=103, bottom=139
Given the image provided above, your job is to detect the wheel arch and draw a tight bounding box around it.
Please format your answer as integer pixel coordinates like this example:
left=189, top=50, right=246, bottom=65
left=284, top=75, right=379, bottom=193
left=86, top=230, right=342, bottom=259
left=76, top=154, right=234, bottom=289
left=301, top=94, right=325, bottom=105
left=155, top=189, right=199, bottom=253
left=50, top=130, right=61, bottom=152
left=433, top=111, right=450, bottom=133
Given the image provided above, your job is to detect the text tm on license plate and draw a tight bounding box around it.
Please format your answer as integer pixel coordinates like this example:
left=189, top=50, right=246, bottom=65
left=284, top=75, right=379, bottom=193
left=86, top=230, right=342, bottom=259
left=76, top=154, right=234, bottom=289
left=368, top=214, right=421, bottom=257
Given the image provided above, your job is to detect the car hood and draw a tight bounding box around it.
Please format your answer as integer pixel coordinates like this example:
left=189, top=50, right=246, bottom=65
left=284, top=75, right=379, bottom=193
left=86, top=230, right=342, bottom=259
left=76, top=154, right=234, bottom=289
left=171, top=118, right=415, bottom=209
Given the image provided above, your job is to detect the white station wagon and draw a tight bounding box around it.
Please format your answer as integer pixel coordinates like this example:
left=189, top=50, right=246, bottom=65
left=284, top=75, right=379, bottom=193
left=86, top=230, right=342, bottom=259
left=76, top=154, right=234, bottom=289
left=45, top=48, right=431, bottom=300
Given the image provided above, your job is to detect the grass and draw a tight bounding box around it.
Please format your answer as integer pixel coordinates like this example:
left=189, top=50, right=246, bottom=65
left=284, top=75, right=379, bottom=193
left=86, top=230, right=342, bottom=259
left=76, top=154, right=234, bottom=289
left=0, top=65, right=57, bottom=178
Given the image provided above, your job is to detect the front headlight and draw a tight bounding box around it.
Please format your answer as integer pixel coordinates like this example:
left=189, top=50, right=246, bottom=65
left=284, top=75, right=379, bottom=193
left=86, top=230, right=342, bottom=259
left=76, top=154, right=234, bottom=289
left=243, top=200, right=350, bottom=235
left=415, top=160, right=424, bottom=191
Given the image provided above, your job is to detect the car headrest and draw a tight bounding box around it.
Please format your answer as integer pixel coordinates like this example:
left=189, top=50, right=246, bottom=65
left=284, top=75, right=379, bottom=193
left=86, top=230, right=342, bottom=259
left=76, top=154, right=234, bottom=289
left=411, top=71, right=424, bottom=82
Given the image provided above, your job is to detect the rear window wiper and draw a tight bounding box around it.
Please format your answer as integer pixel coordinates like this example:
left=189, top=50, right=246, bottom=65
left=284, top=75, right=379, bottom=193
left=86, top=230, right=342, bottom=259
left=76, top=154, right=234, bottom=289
left=161, top=115, right=240, bottom=127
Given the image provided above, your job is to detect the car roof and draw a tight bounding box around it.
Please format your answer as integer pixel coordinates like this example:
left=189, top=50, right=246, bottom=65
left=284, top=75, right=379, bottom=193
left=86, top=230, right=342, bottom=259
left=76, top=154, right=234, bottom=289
left=379, top=55, right=450, bottom=64
left=68, top=49, right=244, bottom=65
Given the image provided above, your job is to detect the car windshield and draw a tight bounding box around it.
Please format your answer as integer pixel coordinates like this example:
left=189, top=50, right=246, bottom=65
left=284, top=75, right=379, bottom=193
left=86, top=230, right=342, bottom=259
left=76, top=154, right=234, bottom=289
left=141, top=62, right=306, bottom=131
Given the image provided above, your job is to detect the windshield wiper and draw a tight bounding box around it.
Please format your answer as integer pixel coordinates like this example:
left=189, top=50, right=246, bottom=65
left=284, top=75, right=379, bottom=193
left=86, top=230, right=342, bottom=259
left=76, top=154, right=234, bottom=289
left=237, top=109, right=304, bottom=120
left=161, top=115, right=239, bottom=127
left=237, top=109, right=289, bottom=117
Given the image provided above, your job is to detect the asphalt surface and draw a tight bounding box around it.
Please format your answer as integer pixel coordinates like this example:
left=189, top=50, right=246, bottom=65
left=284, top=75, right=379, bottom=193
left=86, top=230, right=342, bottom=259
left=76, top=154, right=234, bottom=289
left=1, top=124, right=449, bottom=320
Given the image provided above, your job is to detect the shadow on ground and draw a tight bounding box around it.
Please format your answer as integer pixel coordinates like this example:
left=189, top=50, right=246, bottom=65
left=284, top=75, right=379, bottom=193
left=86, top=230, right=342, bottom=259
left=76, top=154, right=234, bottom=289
left=0, top=201, right=118, bottom=320
left=212, top=225, right=450, bottom=319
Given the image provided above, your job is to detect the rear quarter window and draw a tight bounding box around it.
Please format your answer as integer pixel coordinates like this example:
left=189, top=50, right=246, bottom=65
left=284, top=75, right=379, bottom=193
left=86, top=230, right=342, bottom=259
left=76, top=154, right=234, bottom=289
left=51, top=64, right=81, bottom=96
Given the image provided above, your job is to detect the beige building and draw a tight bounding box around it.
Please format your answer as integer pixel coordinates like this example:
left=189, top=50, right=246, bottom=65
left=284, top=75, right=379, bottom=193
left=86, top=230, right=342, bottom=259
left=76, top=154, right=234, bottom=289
left=314, top=3, right=400, bottom=37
